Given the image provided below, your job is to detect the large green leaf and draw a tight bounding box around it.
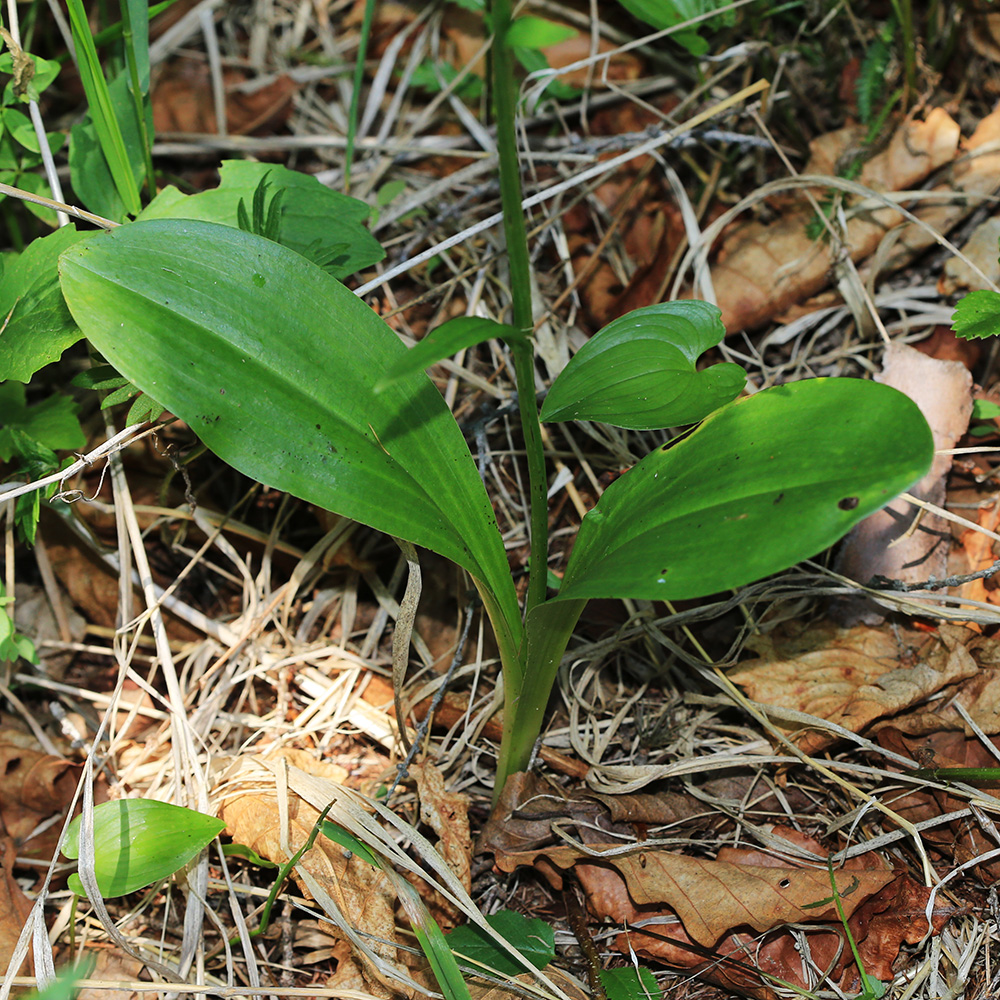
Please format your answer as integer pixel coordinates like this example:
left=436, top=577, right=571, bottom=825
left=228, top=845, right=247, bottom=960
left=139, top=160, right=384, bottom=279
left=58, top=219, right=520, bottom=639
left=539, top=301, right=744, bottom=430
left=556, top=378, right=933, bottom=602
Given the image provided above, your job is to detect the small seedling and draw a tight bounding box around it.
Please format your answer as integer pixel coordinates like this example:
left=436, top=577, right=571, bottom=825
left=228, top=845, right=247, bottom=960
left=62, top=799, right=224, bottom=898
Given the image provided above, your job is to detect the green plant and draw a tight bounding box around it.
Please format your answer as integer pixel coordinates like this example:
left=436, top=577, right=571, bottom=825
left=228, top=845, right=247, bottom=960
left=4, top=3, right=933, bottom=805
left=62, top=799, right=224, bottom=897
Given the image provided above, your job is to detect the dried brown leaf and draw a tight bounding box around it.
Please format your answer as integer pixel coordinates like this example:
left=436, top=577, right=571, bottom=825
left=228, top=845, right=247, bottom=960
left=729, top=622, right=978, bottom=752
left=711, top=110, right=961, bottom=332
left=214, top=749, right=398, bottom=994
left=833, top=342, right=972, bottom=624
left=0, top=837, right=31, bottom=978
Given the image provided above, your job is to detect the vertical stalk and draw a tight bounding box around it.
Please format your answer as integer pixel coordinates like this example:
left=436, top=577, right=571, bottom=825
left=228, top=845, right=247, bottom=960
left=344, top=0, right=375, bottom=193
left=119, top=0, right=155, bottom=200
left=489, top=0, right=549, bottom=618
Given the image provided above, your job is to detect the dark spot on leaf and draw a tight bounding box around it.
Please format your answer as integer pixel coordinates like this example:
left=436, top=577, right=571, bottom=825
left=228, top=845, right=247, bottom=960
left=316, top=424, right=321, bottom=431
left=773, top=493, right=784, bottom=504
left=219, top=388, right=226, bottom=395
left=838, top=496, right=859, bottom=510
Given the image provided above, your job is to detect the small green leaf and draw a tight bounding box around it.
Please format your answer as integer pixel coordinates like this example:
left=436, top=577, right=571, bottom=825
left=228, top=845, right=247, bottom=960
left=972, top=398, right=1000, bottom=420
left=540, top=302, right=744, bottom=430
left=615, top=0, right=708, bottom=54
left=376, top=316, right=525, bottom=391
left=506, top=16, right=575, bottom=50
left=222, top=842, right=278, bottom=868
left=555, top=378, right=934, bottom=602
left=599, top=967, right=662, bottom=1000
left=952, top=289, right=1000, bottom=341
left=446, top=910, right=555, bottom=977
left=0, top=383, right=85, bottom=457
left=320, top=820, right=382, bottom=868
left=63, top=799, right=225, bottom=898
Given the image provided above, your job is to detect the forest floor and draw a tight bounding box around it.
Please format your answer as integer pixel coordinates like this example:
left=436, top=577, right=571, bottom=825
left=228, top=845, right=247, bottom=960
left=6, top=2, right=1000, bottom=999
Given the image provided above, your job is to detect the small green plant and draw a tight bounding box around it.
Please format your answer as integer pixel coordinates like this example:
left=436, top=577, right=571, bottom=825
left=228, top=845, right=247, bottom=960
left=62, top=799, right=224, bottom=897
left=3, top=2, right=933, bottom=806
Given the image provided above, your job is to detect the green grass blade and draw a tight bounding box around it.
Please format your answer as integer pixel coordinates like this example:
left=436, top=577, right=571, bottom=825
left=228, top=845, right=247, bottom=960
left=65, top=0, right=141, bottom=216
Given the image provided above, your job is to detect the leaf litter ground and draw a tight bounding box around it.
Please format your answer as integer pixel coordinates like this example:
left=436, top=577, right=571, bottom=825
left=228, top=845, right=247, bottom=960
left=8, top=3, right=1000, bottom=1000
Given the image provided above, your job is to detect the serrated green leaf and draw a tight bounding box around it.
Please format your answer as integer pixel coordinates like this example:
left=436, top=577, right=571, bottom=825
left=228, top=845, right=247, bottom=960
left=0, top=225, right=89, bottom=382
left=99, top=382, right=141, bottom=409
left=555, top=378, right=934, bottom=602
left=63, top=799, right=224, bottom=897
left=952, top=289, right=1000, bottom=341
left=376, top=316, right=525, bottom=391
left=139, top=160, right=384, bottom=279
left=506, top=16, right=576, bottom=49
left=540, top=302, right=743, bottom=430
left=58, top=219, right=521, bottom=660
left=446, top=910, right=555, bottom=977
left=125, top=392, right=163, bottom=425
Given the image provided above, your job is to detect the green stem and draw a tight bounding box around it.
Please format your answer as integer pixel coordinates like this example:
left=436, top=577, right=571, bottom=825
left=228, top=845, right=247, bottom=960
left=889, top=0, right=915, bottom=106
left=344, top=0, right=375, bottom=193
left=489, top=0, right=549, bottom=618
left=119, top=0, right=155, bottom=200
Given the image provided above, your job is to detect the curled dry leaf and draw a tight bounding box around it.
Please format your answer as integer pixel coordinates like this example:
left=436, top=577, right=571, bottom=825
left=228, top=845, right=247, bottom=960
left=709, top=109, right=961, bottom=333
left=833, top=342, right=973, bottom=625
left=410, top=762, right=471, bottom=896
left=729, top=622, right=979, bottom=753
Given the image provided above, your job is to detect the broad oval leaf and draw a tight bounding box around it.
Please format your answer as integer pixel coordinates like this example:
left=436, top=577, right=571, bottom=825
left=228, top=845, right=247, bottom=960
left=63, top=799, right=224, bottom=897
left=58, top=220, right=520, bottom=640
left=376, top=316, right=524, bottom=391
left=556, top=379, right=933, bottom=602
left=539, top=301, right=745, bottom=430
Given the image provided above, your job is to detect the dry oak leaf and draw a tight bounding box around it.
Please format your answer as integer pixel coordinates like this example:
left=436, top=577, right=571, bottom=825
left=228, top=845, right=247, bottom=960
left=213, top=750, right=399, bottom=996
left=729, top=622, right=979, bottom=753
left=710, top=108, right=960, bottom=333
left=0, top=741, right=79, bottom=846
left=494, top=843, right=897, bottom=948
left=0, top=836, right=32, bottom=978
